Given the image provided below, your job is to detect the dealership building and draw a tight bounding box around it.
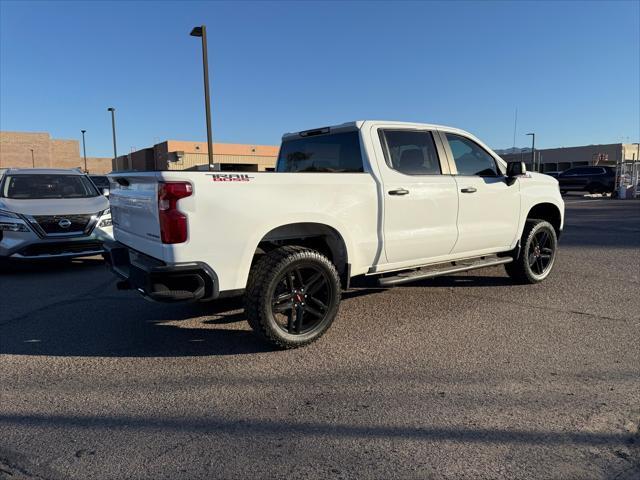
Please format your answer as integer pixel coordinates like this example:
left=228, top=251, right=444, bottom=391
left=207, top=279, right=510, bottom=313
left=114, top=140, right=279, bottom=172
left=0, top=131, right=112, bottom=174
left=498, top=142, right=639, bottom=173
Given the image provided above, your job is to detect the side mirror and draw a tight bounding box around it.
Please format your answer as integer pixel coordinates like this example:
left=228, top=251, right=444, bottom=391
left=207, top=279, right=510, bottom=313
left=102, top=188, right=110, bottom=196
left=507, top=161, right=526, bottom=177
left=506, top=161, right=526, bottom=185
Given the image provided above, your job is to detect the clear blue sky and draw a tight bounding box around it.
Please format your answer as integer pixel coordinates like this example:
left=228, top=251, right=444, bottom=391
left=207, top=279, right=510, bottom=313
left=1, top=0, right=638, bottom=157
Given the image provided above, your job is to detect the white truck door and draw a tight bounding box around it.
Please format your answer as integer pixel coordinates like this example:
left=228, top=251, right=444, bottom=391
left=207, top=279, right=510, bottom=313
left=441, top=132, right=520, bottom=254
left=374, top=128, right=459, bottom=266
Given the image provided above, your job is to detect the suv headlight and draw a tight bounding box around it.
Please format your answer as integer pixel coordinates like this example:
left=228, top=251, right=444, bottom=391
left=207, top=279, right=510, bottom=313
left=0, top=208, right=20, bottom=219
left=98, top=208, right=112, bottom=227
left=0, top=209, right=30, bottom=232
left=0, top=222, right=30, bottom=232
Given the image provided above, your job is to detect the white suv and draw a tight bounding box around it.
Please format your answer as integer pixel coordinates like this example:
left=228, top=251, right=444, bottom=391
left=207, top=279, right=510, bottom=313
left=0, top=168, right=113, bottom=260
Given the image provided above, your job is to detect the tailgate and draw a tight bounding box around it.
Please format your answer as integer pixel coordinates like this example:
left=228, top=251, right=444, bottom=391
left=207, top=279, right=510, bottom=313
left=108, top=172, right=165, bottom=260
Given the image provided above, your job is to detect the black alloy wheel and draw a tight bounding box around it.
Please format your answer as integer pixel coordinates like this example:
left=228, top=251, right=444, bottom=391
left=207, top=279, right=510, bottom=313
left=505, top=219, right=558, bottom=284
left=528, top=228, right=555, bottom=277
left=245, top=246, right=341, bottom=349
left=270, top=264, right=334, bottom=335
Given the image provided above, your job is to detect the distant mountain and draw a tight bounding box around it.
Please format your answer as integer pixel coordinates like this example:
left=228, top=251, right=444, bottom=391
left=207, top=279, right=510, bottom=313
left=494, top=147, right=532, bottom=155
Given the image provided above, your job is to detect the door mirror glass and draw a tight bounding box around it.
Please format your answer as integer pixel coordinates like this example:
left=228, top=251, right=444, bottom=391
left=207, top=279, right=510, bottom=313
left=507, top=161, right=526, bottom=177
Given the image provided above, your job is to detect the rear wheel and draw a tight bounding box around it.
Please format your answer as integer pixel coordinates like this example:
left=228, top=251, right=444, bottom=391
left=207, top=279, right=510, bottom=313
left=244, top=246, right=341, bottom=349
left=505, top=219, right=558, bottom=284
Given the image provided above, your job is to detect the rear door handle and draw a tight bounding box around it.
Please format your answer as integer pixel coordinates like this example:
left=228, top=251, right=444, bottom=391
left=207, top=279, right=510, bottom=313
left=388, top=188, right=409, bottom=196
left=460, top=187, right=477, bottom=193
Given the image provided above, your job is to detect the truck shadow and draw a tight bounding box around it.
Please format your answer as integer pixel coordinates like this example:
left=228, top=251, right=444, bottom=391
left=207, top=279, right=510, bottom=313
left=1, top=266, right=524, bottom=358
left=1, top=258, right=274, bottom=355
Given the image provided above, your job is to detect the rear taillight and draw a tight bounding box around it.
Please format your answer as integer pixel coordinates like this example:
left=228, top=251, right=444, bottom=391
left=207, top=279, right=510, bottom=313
left=158, top=182, right=193, bottom=244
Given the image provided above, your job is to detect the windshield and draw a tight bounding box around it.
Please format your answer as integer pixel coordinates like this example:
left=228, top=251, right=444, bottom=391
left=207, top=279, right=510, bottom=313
left=1, top=174, right=100, bottom=199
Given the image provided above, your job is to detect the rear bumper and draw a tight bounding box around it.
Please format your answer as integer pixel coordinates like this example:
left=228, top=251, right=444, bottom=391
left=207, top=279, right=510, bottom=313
left=104, top=241, right=218, bottom=302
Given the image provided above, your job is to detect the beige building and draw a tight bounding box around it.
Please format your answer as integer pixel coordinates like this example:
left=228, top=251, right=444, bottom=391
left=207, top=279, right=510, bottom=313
left=500, top=143, right=639, bottom=173
left=114, top=140, right=279, bottom=172
left=0, top=131, right=112, bottom=174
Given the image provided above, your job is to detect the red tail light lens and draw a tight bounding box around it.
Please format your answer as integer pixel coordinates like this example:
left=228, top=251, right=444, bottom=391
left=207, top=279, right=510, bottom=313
left=158, top=182, right=192, bottom=244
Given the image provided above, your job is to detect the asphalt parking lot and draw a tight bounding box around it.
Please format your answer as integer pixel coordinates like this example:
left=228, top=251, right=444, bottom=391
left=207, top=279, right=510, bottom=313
left=1, top=198, right=639, bottom=480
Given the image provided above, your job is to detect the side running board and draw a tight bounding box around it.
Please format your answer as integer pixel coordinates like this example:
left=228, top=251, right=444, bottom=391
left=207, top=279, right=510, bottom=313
left=377, top=255, right=513, bottom=287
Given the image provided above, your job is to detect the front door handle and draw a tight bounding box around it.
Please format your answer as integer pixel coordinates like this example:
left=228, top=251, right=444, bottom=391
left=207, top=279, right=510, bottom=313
left=388, top=188, right=410, bottom=196
left=460, top=187, right=477, bottom=193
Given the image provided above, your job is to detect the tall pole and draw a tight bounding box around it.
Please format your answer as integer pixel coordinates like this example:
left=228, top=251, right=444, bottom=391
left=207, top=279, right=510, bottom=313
left=191, top=25, right=214, bottom=171
left=107, top=107, right=118, bottom=162
left=527, top=133, right=536, bottom=171
left=81, top=130, right=87, bottom=173
left=30, top=149, right=35, bottom=168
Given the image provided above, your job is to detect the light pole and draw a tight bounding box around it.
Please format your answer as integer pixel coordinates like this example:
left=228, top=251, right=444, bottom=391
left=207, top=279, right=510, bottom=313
left=81, top=129, right=87, bottom=172
left=526, top=133, right=536, bottom=172
left=30, top=149, right=35, bottom=168
left=190, top=25, right=214, bottom=171
left=107, top=107, right=118, bottom=162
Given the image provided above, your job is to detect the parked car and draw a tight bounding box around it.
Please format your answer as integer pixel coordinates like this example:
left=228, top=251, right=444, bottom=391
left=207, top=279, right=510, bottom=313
left=0, top=169, right=113, bottom=260
left=544, top=171, right=562, bottom=179
left=89, top=175, right=110, bottom=196
left=105, top=121, right=564, bottom=348
left=558, top=166, right=615, bottom=195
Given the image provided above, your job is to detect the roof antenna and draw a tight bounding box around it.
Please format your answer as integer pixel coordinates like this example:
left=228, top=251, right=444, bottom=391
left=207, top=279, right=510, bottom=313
left=512, top=107, right=518, bottom=149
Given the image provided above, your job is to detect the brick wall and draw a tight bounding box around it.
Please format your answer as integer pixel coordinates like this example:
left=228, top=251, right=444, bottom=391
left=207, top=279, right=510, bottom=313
left=0, top=131, right=52, bottom=168
left=85, top=157, right=113, bottom=174
left=0, top=131, right=90, bottom=171
left=50, top=139, right=81, bottom=169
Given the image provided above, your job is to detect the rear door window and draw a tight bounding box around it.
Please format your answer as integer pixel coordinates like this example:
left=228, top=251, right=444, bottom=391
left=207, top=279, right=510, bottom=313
left=380, top=130, right=441, bottom=175
left=446, top=133, right=499, bottom=177
left=276, top=131, right=364, bottom=173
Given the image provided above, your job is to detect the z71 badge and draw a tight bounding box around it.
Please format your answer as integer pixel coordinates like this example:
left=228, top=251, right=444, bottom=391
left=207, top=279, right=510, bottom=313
left=206, top=173, right=254, bottom=182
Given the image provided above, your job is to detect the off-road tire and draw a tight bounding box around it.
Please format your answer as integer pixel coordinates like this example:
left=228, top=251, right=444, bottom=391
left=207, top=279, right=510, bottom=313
left=244, top=245, right=341, bottom=349
left=505, top=219, right=558, bottom=284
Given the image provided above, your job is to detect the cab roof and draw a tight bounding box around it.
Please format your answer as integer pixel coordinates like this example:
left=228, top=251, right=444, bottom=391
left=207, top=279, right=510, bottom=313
left=2, top=168, right=87, bottom=176
left=282, top=120, right=475, bottom=140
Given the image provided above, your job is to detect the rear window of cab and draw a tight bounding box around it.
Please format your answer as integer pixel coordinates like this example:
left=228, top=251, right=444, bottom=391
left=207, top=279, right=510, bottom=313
left=276, top=131, right=364, bottom=173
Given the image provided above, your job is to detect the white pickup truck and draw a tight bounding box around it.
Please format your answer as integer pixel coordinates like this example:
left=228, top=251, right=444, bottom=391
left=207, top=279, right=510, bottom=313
left=105, top=121, right=564, bottom=348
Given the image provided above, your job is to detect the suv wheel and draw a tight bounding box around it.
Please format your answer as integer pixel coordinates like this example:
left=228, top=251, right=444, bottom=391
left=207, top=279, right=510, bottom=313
left=244, top=246, right=341, bottom=349
left=505, top=219, right=558, bottom=284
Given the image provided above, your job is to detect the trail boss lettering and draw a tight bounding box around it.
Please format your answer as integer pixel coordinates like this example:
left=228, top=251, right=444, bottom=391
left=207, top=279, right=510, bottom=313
left=207, top=173, right=254, bottom=182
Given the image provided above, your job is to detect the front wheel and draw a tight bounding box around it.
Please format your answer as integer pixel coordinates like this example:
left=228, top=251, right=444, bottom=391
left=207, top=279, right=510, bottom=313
left=505, top=220, right=558, bottom=284
left=244, top=246, right=341, bottom=349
